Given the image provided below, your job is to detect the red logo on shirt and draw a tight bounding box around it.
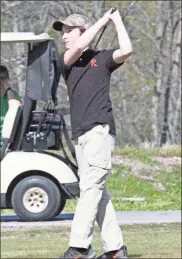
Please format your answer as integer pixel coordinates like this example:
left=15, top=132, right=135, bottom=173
left=90, top=58, right=97, bottom=67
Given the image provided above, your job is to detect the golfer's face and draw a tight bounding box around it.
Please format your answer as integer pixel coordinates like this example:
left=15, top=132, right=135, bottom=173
left=62, top=25, right=81, bottom=50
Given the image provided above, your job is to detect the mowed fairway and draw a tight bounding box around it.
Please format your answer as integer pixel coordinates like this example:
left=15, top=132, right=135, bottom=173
left=1, top=223, right=181, bottom=258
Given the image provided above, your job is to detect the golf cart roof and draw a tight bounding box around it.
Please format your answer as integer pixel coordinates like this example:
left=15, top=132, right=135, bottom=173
left=1, top=32, right=53, bottom=43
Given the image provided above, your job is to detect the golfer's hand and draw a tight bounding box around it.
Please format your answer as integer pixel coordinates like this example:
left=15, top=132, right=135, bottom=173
left=101, top=8, right=116, bottom=26
left=108, top=9, right=122, bottom=24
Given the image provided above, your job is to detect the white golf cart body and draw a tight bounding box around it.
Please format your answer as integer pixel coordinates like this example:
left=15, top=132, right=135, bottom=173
left=1, top=152, right=78, bottom=192
left=0, top=32, right=79, bottom=221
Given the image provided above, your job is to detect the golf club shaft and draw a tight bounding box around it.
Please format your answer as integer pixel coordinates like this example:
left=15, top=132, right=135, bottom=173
left=94, top=8, right=117, bottom=50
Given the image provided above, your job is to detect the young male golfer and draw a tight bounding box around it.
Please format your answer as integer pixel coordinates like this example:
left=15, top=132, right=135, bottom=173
left=53, top=8, right=132, bottom=259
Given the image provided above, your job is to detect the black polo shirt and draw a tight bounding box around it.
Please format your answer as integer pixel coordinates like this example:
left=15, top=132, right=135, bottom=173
left=60, top=49, right=124, bottom=140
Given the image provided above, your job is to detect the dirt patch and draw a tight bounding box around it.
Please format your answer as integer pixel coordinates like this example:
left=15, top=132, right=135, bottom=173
left=152, top=156, right=181, bottom=169
left=112, top=156, right=181, bottom=190
left=112, top=156, right=181, bottom=172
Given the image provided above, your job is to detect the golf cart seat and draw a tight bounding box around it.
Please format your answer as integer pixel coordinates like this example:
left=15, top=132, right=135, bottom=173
left=0, top=105, right=23, bottom=160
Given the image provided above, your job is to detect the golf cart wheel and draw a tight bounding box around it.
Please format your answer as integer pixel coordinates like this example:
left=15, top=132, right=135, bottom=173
left=11, top=175, right=61, bottom=221
left=55, top=198, right=66, bottom=217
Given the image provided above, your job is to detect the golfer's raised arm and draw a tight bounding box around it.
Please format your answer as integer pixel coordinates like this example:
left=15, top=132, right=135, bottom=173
left=63, top=9, right=114, bottom=66
left=111, top=10, right=133, bottom=64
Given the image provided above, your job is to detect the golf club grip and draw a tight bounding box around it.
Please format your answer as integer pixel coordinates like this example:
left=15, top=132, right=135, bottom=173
left=111, top=8, right=117, bottom=14
left=93, top=8, right=117, bottom=49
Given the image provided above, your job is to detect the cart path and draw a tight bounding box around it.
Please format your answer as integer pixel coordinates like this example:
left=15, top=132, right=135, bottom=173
left=1, top=210, right=181, bottom=231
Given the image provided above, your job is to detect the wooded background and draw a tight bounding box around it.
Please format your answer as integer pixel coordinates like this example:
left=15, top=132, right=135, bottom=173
left=1, top=1, right=181, bottom=147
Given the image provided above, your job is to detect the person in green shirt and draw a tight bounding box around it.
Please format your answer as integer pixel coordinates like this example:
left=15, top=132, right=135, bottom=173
left=0, top=65, right=21, bottom=147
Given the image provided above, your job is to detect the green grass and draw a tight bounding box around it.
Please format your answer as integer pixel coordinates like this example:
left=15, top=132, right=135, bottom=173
left=1, top=224, right=181, bottom=258
left=105, top=164, right=181, bottom=211
left=114, top=145, right=181, bottom=161
left=114, top=147, right=158, bottom=165
left=63, top=164, right=181, bottom=211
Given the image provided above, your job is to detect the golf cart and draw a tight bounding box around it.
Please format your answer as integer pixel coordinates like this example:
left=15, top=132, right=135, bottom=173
left=0, top=32, right=79, bottom=221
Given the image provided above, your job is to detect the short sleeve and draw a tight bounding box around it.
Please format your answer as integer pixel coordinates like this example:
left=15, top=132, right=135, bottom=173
left=102, top=49, right=124, bottom=73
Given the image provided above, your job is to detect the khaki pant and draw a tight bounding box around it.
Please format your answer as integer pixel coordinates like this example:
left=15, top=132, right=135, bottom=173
left=69, top=125, right=123, bottom=252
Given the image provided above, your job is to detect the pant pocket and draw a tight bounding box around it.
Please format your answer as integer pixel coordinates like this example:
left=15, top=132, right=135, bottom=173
left=83, top=126, right=113, bottom=170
